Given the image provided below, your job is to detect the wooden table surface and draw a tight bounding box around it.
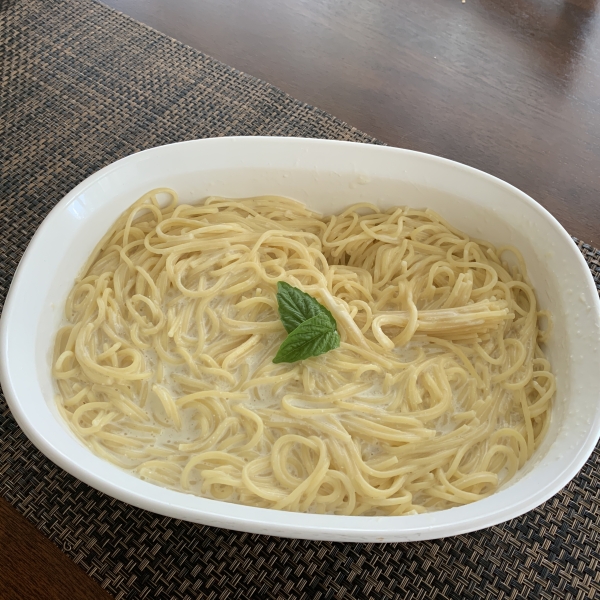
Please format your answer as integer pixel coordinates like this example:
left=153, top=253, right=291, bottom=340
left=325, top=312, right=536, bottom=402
left=2, top=0, right=600, bottom=598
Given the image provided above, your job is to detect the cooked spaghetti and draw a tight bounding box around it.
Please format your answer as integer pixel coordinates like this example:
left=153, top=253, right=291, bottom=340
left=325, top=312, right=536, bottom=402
left=53, top=190, right=555, bottom=515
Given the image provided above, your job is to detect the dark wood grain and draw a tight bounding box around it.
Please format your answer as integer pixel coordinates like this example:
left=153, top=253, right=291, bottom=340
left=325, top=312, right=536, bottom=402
left=5, top=0, right=600, bottom=596
left=0, top=496, right=112, bottom=600
left=106, top=0, right=600, bottom=246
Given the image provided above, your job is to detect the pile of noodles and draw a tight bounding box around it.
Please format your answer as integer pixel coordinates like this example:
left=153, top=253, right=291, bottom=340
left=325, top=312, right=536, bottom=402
left=53, top=190, right=554, bottom=515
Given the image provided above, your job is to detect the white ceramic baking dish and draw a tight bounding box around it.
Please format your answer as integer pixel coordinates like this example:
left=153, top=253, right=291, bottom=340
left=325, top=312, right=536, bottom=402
left=2, top=137, right=599, bottom=542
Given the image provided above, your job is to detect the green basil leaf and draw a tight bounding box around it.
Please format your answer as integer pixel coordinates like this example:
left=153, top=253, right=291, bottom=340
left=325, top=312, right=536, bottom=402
left=273, top=313, right=340, bottom=364
left=276, top=281, right=336, bottom=333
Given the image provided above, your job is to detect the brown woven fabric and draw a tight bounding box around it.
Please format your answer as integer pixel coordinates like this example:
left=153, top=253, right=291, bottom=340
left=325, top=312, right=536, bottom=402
left=1, top=1, right=600, bottom=599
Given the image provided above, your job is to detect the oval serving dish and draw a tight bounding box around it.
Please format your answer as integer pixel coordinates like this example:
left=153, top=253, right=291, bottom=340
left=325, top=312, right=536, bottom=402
left=1, top=137, right=599, bottom=542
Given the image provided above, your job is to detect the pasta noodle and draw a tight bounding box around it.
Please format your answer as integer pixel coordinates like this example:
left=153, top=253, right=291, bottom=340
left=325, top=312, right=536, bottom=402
left=53, top=189, right=554, bottom=515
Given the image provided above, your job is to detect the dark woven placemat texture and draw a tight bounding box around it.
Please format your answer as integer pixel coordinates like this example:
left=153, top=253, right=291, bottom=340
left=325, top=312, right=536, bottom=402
left=1, top=0, right=600, bottom=599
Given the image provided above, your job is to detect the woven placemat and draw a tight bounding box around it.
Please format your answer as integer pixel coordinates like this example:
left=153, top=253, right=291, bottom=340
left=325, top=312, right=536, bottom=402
left=1, top=1, right=600, bottom=598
